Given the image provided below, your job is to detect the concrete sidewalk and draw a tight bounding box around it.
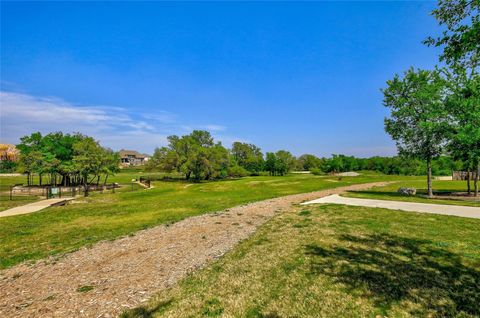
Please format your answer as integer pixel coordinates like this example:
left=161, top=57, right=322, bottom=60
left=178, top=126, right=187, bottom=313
left=0, top=198, right=75, bottom=218
left=302, top=194, right=480, bottom=219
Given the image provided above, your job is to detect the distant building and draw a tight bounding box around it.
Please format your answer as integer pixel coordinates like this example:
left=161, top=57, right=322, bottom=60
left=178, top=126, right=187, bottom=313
left=452, top=171, right=478, bottom=181
left=119, top=149, right=149, bottom=166
left=0, top=144, right=19, bottom=161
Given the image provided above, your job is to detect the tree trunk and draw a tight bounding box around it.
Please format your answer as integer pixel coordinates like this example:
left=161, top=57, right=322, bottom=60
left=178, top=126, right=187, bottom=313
left=83, top=174, right=89, bottom=197
left=39, top=174, right=42, bottom=186
left=467, top=168, right=471, bottom=195
left=427, top=159, right=433, bottom=198
left=475, top=162, right=479, bottom=197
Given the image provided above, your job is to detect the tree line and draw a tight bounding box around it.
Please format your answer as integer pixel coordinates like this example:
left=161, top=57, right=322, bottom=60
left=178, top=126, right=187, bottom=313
left=15, top=132, right=119, bottom=195
left=145, top=130, right=296, bottom=180
left=4, top=129, right=468, bottom=192
left=298, top=154, right=462, bottom=177
left=382, top=0, right=479, bottom=197
left=147, top=130, right=463, bottom=180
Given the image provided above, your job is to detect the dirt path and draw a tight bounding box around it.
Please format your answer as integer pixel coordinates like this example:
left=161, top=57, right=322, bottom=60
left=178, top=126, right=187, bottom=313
left=302, top=194, right=480, bottom=218
left=0, top=182, right=389, bottom=318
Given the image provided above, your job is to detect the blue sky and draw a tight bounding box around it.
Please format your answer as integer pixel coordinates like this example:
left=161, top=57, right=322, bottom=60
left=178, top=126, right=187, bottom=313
left=1, top=1, right=441, bottom=157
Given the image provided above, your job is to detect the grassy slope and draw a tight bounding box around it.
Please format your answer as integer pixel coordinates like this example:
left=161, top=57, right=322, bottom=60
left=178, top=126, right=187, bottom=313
left=122, top=204, right=480, bottom=318
left=343, top=180, right=480, bottom=207
left=0, top=173, right=396, bottom=269
left=0, top=175, right=41, bottom=211
left=0, top=170, right=165, bottom=211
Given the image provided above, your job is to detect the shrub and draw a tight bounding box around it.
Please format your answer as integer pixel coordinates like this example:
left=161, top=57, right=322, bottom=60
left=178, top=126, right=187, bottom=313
left=0, top=160, right=17, bottom=173
left=310, top=168, right=324, bottom=176
left=227, top=165, right=250, bottom=178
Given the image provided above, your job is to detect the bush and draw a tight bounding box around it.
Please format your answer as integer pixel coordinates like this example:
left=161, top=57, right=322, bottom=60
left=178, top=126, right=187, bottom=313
left=227, top=165, right=250, bottom=178
left=0, top=160, right=17, bottom=173
left=310, top=168, right=324, bottom=176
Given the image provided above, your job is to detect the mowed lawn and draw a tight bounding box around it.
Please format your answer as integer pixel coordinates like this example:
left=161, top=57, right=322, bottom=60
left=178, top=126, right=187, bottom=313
left=343, top=180, right=480, bottom=207
left=0, top=175, right=42, bottom=212
left=0, top=170, right=166, bottom=211
left=122, top=204, right=480, bottom=318
left=0, top=173, right=398, bottom=269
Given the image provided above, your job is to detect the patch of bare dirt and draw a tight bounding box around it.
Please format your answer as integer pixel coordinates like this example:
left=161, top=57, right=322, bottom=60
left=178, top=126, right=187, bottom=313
left=0, top=182, right=389, bottom=318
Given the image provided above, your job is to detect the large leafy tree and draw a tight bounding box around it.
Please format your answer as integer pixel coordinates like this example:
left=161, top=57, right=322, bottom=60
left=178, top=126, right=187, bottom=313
left=73, top=137, right=106, bottom=196
left=425, top=0, right=479, bottom=72
left=296, top=154, right=323, bottom=171
left=16, top=132, right=119, bottom=192
left=148, top=130, right=233, bottom=181
left=446, top=69, right=480, bottom=195
left=231, top=142, right=264, bottom=174
left=263, top=151, right=295, bottom=176
left=383, top=68, right=449, bottom=197
left=264, top=152, right=277, bottom=176
left=275, top=150, right=296, bottom=175
left=424, top=0, right=480, bottom=195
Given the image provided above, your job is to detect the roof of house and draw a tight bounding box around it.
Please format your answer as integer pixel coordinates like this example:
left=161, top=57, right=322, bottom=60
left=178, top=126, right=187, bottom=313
left=0, top=144, right=19, bottom=161
left=119, top=149, right=145, bottom=159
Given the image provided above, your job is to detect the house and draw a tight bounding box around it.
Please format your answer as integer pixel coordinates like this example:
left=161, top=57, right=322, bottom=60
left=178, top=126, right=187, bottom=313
left=119, top=149, right=148, bottom=166
left=0, top=144, right=19, bottom=161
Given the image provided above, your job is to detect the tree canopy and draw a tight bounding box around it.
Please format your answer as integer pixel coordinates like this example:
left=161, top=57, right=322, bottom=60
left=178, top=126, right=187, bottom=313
left=383, top=68, right=450, bottom=196
left=16, top=132, right=119, bottom=192
left=425, top=0, right=479, bottom=71
left=148, top=130, right=235, bottom=181
left=382, top=0, right=480, bottom=196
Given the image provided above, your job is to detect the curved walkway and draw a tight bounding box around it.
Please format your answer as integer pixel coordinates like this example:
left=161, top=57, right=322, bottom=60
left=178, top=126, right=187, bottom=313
left=302, top=194, right=480, bottom=219
left=0, top=182, right=388, bottom=318
left=0, top=198, right=75, bottom=218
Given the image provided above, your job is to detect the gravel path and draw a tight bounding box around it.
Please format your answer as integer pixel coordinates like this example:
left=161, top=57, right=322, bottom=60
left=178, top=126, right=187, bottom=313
left=0, top=182, right=388, bottom=318
left=302, top=194, right=480, bottom=218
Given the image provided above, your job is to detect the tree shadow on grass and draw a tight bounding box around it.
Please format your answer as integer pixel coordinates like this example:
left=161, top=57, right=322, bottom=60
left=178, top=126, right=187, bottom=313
left=305, top=233, right=480, bottom=317
left=349, top=189, right=461, bottom=197
left=347, top=190, right=407, bottom=198
left=120, top=299, right=173, bottom=318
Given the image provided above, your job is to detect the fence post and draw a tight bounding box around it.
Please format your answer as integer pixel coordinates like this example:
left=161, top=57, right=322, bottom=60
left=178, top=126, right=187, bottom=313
left=59, top=187, right=62, bottom=198
left=10, top=185, right=13, bottom=201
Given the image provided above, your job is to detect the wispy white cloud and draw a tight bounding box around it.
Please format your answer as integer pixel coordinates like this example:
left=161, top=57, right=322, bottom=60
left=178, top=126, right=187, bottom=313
left=141, top=111, right=176, bottom=124
left=0, top=91, right=155, bottom=131
left=179, top=124, right=227, bottom=133
left=202, top=124, right=227, bottom=132
left=0, top=91, right=237, bottom=154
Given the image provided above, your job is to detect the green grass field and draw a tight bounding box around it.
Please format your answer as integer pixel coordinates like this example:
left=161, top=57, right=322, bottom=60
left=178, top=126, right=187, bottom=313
left=0, top=175, right=44, bottom=211
left=0, top=172, right=397, bottom=269
left=0, top=170, right=166, bottom=211
left=122, top=204, right=480, bottom=318
left=343, top=180, right=480, bottom=207
left=0, top=171, right=477, bottom=270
